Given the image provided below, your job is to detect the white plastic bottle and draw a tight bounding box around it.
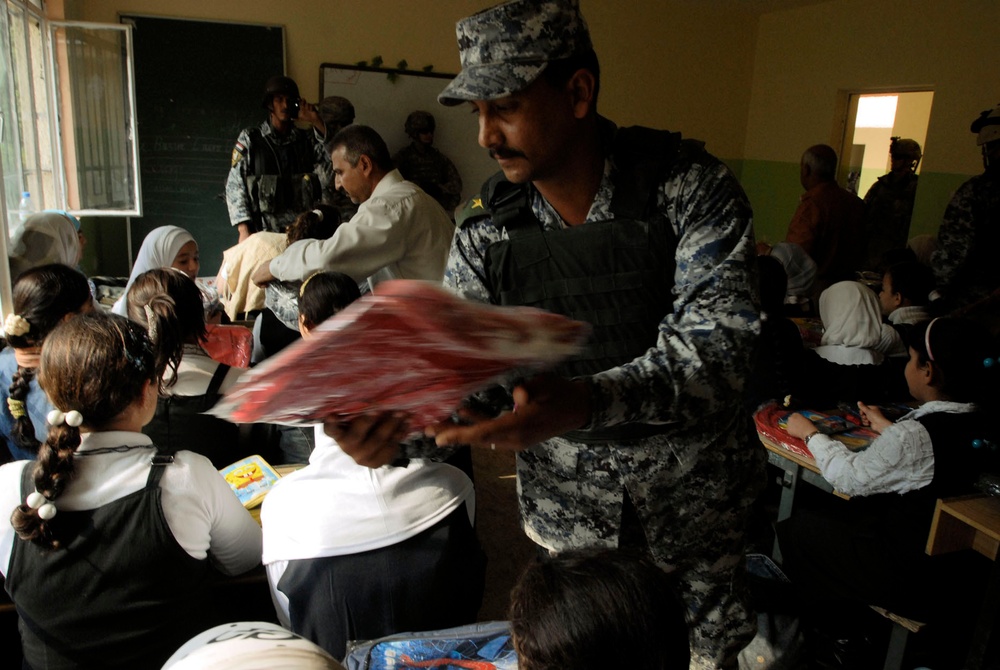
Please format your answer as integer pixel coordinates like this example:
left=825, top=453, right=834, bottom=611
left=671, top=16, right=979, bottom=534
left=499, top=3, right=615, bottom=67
left=17, top=191, right=34, bottom=223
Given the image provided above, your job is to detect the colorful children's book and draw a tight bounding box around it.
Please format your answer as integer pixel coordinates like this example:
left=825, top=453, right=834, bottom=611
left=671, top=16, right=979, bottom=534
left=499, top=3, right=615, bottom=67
left=219, top=455, right=281, bottom=509
left=754, top=402, right=877, bottom=459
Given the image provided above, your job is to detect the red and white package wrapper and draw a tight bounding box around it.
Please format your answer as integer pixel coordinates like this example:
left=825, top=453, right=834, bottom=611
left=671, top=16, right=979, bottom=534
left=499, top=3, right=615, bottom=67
left=209, top=280, right=590, bottom=429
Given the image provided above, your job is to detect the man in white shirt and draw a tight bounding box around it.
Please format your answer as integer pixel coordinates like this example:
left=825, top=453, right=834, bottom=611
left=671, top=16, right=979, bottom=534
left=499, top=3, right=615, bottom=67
left=252, top=125, right=455, bottom=288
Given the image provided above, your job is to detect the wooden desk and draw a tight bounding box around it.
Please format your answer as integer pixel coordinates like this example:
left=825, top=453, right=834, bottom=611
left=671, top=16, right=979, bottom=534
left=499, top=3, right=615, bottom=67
left=927, top=495, right=1000, bottom=560
left=926, top=495, right=1000, bottom=669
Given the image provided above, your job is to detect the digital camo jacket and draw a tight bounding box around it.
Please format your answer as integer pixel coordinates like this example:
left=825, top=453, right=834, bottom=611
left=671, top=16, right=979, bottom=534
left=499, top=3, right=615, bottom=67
left=445, top=121, right=765, bottom=668
left=932, top=170, right=1000, bottom=306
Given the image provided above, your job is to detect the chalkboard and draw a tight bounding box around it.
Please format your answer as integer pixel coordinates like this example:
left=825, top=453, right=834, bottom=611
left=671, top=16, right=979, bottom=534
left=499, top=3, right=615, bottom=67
left=320, top=64, right=498, bottom=208
left=123, top=15, right=285, bottom=276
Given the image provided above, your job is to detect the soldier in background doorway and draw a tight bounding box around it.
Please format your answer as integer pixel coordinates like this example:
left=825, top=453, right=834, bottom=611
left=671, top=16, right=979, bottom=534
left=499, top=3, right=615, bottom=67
left=392, top=111, right=463, bottom=214
left=227, top=76, right=332, bottom=243
left=863, top=137, right=922, bottom=270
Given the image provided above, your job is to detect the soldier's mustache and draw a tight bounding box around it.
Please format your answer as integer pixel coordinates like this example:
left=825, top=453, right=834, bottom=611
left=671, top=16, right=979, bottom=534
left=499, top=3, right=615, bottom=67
left=489, top=147, right=525, bottom=160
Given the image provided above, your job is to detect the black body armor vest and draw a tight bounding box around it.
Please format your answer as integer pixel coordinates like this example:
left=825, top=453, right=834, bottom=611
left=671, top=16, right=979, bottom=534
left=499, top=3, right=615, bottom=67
left=482, top=127, right=703, bottom=442
left=246, top=127, right=321, bottom=232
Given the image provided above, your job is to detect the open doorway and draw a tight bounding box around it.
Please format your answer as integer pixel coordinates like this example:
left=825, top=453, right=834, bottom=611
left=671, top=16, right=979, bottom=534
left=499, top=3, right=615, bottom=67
left=839, top=90, right=934, bottom=197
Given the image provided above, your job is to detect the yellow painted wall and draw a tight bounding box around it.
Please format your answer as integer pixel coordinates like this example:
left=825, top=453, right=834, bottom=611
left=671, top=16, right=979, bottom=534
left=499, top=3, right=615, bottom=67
left=65, top=0, right=760, bottom=162
left=743, top=0, right=1000, bottom=242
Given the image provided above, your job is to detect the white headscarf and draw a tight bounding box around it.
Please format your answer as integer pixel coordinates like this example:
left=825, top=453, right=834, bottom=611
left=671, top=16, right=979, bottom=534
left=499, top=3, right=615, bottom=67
left=816, top=280, right=884, bottom=364
left=8, top=212, right=81, bottom=279
left=112, top=225, right=195, bottom=316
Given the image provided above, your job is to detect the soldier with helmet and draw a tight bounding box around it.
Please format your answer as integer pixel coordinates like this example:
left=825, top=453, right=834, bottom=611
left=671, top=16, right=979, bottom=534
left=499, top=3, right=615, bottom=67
left=932, top=103, right=1000, bottom=307
left=317, top=96, right=360, bottom=222
left=862, top=136, right=923, bottom=269
left=226, top=75, right=333, bottom=243
left=392, top=110, right=463, bottom=214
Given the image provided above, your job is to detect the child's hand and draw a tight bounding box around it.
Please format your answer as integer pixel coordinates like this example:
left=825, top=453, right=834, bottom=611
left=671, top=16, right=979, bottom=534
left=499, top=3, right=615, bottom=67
left=857, top=401, right=891, bottom=434
left=783, top=413, right=818, bottom=440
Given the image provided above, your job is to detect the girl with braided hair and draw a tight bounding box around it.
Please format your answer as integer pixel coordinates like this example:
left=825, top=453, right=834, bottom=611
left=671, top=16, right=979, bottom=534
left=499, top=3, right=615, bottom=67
left=0, top=312, right=261, bottom=668
left=0, top=264, right=93, bottom=462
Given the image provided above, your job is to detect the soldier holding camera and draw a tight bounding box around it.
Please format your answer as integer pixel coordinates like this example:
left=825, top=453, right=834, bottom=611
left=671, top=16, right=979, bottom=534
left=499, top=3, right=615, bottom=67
left=226, top=75, right=332, bottom=243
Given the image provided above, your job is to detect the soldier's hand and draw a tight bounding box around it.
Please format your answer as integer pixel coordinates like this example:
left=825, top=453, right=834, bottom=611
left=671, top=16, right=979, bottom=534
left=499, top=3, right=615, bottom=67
left=425, top=375, right=592, bottom=451
left=297, top=100, right=326, bottom=135
left=324, top=411, right=409, bottom=468
left=237, top=222, right=253, bottom=244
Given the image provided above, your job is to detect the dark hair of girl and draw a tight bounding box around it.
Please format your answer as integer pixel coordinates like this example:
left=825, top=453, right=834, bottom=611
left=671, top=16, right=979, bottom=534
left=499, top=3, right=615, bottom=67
left=6, top=264, right=91, bottom=455
left=285, top=204, right=341, bottom=245
left=11, top=313, right=158, bottom=548
left=905, top=317, right=999, bottom=407
left=298, top=271, right=361, bottom=330
left=508, top=548, right=690, bottom=670
left=126, top=268, right=206, bottom=391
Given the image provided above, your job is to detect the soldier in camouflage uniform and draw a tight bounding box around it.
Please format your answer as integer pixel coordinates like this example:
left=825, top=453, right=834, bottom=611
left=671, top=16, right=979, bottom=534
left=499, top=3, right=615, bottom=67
left=863, top=137, right=921, bottom=270
left=931, top=103, right=1000, bottom=308
left=326, top=1, right=765, bottom=668
left=392, top=111, right=464, bottom=214
left=318, top=96, right=360, bottom=223
left=226, top=76, right=332, bottom=243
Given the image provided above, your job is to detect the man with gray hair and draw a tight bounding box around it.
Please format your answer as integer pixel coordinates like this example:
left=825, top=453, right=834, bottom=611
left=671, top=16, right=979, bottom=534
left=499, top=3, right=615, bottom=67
left=252, top=125, right=454, bottom=288
left=325, top=1, right=764, bottom=667
left=785, top=144, right=865, bottom=289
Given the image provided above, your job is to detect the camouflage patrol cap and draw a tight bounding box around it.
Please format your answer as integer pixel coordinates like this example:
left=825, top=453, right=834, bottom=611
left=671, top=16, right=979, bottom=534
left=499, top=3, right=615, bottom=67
left=438, top=0, right=593, bottom=106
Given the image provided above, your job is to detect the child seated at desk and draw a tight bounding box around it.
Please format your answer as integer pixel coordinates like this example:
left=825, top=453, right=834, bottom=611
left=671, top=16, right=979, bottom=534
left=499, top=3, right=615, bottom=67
left=260, top=271, right=484, bottom=660
left=127, top=268, right=251, bottom=468
left=0, top=313, right=261, bottom=668
left=777, top=316, right=999, bottom=633
left=878, top=260, right=934, bottom=329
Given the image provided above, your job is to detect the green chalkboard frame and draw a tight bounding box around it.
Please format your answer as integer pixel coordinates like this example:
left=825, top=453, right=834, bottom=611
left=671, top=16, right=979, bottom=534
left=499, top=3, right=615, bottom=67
left=123, top=14, right=285, bottom=276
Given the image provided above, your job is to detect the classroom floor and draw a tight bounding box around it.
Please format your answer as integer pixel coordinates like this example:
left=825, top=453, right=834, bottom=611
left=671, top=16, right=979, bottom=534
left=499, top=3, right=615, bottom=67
left=470, top=445, right=538, bottom=621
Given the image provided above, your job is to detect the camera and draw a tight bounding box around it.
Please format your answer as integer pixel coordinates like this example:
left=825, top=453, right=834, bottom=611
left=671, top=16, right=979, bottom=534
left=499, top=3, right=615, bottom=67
left=288, top=97, right=300, bottom=120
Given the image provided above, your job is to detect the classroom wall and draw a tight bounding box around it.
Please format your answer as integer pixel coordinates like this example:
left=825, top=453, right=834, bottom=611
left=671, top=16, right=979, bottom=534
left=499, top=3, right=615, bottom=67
left=64, top=0, right=998, bottom=273
left=60, top=0, right=761, bottom=275
left=742, top=0, right=1000, bottom=244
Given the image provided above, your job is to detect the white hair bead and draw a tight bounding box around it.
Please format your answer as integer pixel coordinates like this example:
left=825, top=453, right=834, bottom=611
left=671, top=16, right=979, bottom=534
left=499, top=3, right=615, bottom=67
left=26, top=491, right=45, bottom=509
left=37, top=503, right=57, bottom=520
left=65, top=411, right=84, bottom=427
left=47, top=410, right=65, bottom=426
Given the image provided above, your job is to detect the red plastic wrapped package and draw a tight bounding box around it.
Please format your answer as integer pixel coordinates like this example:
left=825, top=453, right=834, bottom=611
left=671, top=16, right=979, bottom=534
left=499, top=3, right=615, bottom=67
left=210, top=280, right=590, bottom=429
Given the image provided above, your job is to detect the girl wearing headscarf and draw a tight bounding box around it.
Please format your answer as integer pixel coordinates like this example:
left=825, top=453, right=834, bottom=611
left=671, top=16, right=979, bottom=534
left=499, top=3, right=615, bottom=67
left=814, top=281, right=895, bottom=366
left=112, top=226, right=200, bottom=316
left=7, top=211, right=82, bottom=279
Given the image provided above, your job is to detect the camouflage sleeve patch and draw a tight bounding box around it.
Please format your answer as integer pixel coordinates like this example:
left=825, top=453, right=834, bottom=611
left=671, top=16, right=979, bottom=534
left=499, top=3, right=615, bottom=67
left=231, top=141, right=247, bottom=169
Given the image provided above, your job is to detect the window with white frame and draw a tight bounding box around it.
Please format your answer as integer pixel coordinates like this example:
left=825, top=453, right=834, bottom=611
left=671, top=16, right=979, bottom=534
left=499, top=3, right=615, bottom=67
left=0, top=0, right=140, bottom=226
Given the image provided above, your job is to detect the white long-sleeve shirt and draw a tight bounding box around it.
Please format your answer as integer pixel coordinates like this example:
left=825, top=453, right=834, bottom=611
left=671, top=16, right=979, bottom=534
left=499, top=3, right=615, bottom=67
left=0, top=431, right=262, bottom=576
left=269, top=169, right=455, bottom=284
left=807, top=401, right=976, bottom=497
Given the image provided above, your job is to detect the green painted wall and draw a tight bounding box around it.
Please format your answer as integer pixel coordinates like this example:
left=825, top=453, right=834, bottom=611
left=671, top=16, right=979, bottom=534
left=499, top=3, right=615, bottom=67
left=737, top=158, right=973, bottom=247
left=738, top=160, right=802, bottom=245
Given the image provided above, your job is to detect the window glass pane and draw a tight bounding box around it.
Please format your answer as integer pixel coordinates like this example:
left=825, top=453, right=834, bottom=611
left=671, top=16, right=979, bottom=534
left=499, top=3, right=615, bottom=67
left=51, top=24, right=139, bottom=214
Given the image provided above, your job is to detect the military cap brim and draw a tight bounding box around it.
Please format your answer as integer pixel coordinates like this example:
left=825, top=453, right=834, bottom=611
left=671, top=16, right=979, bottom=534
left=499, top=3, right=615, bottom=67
left=438, top=61, right=549, bottom=106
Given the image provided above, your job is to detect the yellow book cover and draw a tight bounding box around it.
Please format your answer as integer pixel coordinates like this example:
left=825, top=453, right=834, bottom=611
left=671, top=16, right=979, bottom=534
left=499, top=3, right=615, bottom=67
left=219, top=454, right=281, bottom=509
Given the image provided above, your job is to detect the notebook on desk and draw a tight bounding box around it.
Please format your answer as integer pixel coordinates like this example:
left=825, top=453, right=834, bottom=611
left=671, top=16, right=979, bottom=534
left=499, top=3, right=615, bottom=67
left=754, top=403, right=877, bottom=459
